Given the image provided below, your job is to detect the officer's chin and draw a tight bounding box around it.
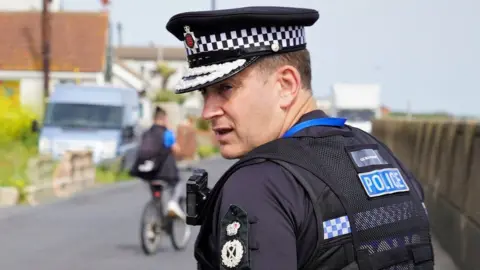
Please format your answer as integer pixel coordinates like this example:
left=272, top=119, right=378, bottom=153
left=218, top=144, right=245, bottom=160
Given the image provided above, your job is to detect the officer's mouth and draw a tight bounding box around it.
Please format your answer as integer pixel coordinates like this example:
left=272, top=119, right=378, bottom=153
left=213, top=127, right=233, bottom=140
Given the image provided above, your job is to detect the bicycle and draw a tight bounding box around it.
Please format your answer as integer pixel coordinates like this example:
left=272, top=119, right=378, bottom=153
left=139, top=177, right=192, bottom=255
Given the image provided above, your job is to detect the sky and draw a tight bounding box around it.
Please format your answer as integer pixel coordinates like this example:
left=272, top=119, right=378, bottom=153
left=63, top=0, right=479, bottom=116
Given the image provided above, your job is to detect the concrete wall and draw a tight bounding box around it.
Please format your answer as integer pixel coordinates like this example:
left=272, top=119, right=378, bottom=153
left=372, top=119, right=480, bottom=270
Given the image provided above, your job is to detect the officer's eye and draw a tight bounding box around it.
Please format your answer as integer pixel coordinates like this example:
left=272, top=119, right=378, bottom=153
left=207, top=83, right=233, bottom=99
left=200, top=83, right=234, bottom=100
left=218, top=83, right=233, bottom=92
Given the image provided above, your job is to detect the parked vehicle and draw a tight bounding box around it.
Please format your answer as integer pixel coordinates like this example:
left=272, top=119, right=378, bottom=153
left=38, top=84, right=141, bottom=170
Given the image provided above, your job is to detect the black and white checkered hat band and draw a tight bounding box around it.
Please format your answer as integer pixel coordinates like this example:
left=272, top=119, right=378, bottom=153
left=185, top=25, right=306, bottom=55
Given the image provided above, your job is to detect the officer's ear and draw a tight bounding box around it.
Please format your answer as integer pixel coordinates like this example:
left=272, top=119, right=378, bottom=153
left=276, top=65, right=302, bottom=109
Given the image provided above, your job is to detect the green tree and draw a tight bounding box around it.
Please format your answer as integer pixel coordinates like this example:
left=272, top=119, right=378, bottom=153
left=151, top=62, right=176, bottom=91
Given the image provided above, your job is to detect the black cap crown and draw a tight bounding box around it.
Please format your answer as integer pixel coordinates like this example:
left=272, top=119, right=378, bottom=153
left=166, top=6, right=319, bottom=94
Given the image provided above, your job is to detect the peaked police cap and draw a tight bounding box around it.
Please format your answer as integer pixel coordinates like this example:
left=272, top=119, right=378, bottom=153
left=166, top=6, right=319, bottom=93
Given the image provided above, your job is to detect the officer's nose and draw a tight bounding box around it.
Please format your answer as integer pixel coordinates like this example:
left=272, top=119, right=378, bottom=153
left=201, top=92, right=224, bottom=120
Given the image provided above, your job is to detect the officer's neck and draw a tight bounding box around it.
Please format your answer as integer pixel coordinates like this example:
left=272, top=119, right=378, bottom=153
left=280, top=93, right=317, bottom=137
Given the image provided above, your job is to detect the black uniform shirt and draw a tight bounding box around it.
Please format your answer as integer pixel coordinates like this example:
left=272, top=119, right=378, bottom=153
left=214, top=110, right=426, bottom=269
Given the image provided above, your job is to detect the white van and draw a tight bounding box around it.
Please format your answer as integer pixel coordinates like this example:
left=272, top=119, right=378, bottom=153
left=38, top=84, right=141, bottom=170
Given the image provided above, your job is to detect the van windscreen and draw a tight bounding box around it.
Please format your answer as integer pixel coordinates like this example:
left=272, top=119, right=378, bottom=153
left=44, top=103, right=123, bottom=129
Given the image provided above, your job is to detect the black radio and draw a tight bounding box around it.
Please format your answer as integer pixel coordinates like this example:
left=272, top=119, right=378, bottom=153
left=186, top=168, right=210, bottom=226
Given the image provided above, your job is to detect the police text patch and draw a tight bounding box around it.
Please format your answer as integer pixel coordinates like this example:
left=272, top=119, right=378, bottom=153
left=358, top=168, right=409, bottom=197
left=349, top=148, right=388, bottom=168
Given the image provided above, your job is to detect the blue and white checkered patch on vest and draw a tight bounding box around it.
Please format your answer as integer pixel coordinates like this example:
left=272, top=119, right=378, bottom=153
left=323, top=216, right=351, bottom=240
left=357, top=168, right=410, bottom=197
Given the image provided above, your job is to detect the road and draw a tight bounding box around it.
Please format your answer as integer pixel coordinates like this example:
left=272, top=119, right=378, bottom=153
left=0, top=157, right=459, bottom=269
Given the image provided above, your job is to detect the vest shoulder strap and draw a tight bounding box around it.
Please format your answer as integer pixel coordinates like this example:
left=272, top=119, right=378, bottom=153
left=266, top=159, right=326, bottom=270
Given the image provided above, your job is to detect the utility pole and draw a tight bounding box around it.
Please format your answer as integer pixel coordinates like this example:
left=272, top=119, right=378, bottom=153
left=406, top=99, right=412, bottom=120
left=42, top=0, right=51, bottom=99
left=102, top=0, right=112, bottom=83
left=211, top=0, right=215, bottom=10
left=116, top=22, right=123, bottom=46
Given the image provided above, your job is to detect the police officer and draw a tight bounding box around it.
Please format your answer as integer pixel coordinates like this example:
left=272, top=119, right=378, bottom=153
left=166, top=6, right=434, bottom=270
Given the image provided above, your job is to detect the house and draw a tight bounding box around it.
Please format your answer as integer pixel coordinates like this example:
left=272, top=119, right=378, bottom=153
left=111, top=59, right=148, bottom=91
left=113, top=46, right=188, bottom=93
left=0, top=11, right=110, bottom=116
left=0, top=0, right=61, bottom=11
left=315, top=95, right=332, bottom=114
left=113, top=45, right=204, bottom=118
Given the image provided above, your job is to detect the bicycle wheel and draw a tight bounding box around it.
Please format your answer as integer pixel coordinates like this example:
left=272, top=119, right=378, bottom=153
left=169, top=196, right=192, bottom=251
left=140, top=199, right=164, bottom=255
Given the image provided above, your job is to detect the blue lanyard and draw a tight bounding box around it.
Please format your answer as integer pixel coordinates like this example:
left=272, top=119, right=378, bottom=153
left=282, top=118, right=346, bottom=138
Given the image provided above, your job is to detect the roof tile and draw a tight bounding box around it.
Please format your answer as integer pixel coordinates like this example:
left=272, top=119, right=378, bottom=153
left=0, top=11, right=109, bottom=72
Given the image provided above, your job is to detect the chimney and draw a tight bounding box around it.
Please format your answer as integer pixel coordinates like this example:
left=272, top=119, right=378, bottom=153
left=116, top=22, right=123, bottom=46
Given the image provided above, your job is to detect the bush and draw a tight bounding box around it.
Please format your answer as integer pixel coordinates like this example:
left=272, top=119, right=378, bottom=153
left=197, top=144, right=219, bottom=158
left=2, top=177, right=28, bottom=204
left=0, top=142, right=36, bottom=186
left=95, top=158, right=132, bottom=184
left=152, top=90, right=186, bottom=105
left=0, top=96, right=38, bottom=145
left=0, top=97, right=39, bottom=188
left=196, top=118, right=210, bottom=131
left=95, top=167, right=131, bottom=184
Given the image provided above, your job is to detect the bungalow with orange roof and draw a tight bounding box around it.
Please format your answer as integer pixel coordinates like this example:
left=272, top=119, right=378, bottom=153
left=0, top=11, right=110, bottom=115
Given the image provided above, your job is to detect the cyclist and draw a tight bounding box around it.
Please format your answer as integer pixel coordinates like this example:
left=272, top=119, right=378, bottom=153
left=130, top=106, right=186, bottom=220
